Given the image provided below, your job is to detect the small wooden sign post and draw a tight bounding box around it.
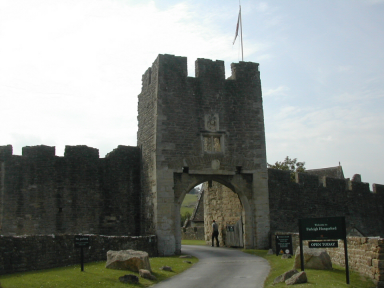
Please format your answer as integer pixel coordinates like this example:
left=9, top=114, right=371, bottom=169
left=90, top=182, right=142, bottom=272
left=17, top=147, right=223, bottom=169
left=298, top=217, right=349, bottom=284
left=74, top=235, right=90, bottom=272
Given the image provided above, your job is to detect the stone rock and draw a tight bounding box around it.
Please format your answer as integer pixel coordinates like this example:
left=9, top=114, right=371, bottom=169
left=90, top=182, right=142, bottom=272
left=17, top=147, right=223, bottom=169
left=285, top=271, right=307, bottom=285
left=267, top=249, right=274, bottom=255
left=294, top=247, right=332, bottom=270
left=160, top=265, right=173, bottom=271
left=282, top=254, right=292, bottom=259
left=139, top=269, right=157, bottom=280
left=273, top=269, right=299, bottom=284
left=183, top=260, right=192, bottom=264
left=179, top=255, right=192, bottom=258
left=106, top=250, right=151, bottom=272
left=119, top=274, right=139, bottom=284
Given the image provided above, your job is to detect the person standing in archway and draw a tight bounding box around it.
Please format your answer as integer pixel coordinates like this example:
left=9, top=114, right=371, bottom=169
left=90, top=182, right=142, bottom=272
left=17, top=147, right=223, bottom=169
left=212, top=220, right=219, bottom=247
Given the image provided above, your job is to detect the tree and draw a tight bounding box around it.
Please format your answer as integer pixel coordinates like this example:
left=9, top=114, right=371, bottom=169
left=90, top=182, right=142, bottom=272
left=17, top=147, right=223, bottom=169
left=267, top=156, right=306, bottom=181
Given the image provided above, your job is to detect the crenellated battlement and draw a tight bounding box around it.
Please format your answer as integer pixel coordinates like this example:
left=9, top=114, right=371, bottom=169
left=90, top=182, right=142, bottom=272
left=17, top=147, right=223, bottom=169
left=140, top=54, right=261, bottom=93
left=229, top=61, right=260, bottom=83
left=64, top=145, right=99, bottom=160
left=268, top=168, right=384, bottom=237
left=0, top=144, right=141, bottom=237
left=22, top=145, right=55, bottom=158
left=0, top=145, right=12, bottom=161
left=373, top=183, right=384, bottom=193
left=195, top=58, right=225, bottom=80
left=268, top=168, right=383, bottom=193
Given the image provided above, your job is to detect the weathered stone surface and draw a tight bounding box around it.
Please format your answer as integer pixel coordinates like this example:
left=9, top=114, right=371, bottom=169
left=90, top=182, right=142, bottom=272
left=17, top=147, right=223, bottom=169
left=267, top=249, right=274, bottom=255
left=282, top=254, right=292, bottom=259
left=0, top=145, right=142, bottom=237
left=294, top=247, right=332, bottom=270
left=183, top=260, right=192, bottom=264
left=106, top=250, right=151, bottom=272
left=0, top=235, right=157, bottom=276
left=273, top=269, right=299, bottom=284
left=179, top=255, right=192, bottom=258
left=285, top=271, right=307, bottom=285
left=138, top=55, right=270, bottom=255
left=119, top=274, right=139, bottom=284
left=139, top=269, right=156, bottom=280
left=160, top=265, right=173, bottom=271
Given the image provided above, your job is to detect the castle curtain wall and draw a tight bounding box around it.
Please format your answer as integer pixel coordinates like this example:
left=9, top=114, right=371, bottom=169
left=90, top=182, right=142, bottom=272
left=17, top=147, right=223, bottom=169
left=0, top=145, right=141, bottom=236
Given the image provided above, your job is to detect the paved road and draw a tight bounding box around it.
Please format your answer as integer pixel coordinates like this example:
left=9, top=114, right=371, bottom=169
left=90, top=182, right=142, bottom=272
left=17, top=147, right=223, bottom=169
left=152, top=245, right=270, bottom=288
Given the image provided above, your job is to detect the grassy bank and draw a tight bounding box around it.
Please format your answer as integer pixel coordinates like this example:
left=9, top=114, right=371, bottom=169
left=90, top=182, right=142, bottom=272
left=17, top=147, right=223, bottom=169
left=244, top=250, right=375, bottom=288
left=0, top=255, right=198, bottom=288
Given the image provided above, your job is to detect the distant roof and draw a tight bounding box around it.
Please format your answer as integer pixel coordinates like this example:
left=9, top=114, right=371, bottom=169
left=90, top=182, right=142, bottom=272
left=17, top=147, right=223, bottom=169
left=305, top=166, right=344, bottom=179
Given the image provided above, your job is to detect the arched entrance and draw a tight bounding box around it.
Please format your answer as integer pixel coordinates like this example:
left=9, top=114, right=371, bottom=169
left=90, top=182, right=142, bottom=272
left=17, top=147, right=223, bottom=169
left=137, top=55, right=270, bottom=255
left=174, top=172, right=254, bottom=254
left=180, top=180, right=247, bottom=248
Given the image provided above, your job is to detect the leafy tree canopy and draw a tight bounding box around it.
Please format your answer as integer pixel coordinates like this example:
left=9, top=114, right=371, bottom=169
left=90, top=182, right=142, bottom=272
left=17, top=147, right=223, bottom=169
left=267, top=156, right=306, bottom=181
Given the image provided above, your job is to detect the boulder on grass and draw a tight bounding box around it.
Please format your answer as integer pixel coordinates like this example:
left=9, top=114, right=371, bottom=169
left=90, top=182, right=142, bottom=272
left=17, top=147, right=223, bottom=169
left=106, top=250, right=151, bottom=272
left=294, top=246, right=332, bottom=270
left=285, top=271, right=307, bottom=285
left=273, top=269, right=299, bottom=284
left=139, top=269, right=157, bottom=280
left=119, top=274, right=139, bottom=284
left=160, top=265, right=173, bottom=271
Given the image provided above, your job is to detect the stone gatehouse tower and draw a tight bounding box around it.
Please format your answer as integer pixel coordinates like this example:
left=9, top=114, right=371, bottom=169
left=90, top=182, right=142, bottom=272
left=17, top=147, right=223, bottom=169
left=137, top=54, right=270, bottom=255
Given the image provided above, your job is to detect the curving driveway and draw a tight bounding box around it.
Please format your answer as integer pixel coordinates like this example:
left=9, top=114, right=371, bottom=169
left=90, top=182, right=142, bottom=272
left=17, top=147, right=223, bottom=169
left=152, top=245, right=270, bottom=288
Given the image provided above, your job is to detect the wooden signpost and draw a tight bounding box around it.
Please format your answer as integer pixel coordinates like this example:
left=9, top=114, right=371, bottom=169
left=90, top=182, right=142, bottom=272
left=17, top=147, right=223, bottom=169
left=298, top=217, right=349, bottom=284
left=74, top=235, right=90, bottom=272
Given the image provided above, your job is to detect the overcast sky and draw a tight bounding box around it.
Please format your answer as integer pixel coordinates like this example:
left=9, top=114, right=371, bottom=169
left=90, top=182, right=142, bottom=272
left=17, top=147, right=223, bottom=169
left=1, top=0, right=383, bottom=187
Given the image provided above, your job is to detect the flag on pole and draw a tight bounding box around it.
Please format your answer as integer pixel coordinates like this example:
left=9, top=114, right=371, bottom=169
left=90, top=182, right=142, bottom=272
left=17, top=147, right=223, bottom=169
left=233, top=7, right=241, bottom=45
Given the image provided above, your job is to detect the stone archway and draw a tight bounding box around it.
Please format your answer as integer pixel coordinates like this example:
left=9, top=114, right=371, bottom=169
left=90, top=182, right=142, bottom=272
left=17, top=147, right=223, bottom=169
left=137, top=55, right=270, bottom=255
left=173, top=173, right=254, bottom=254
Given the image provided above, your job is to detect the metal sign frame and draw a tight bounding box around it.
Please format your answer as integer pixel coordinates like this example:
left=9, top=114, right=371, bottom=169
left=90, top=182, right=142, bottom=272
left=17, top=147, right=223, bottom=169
left=74, top=235, right=90, bottom=272
left=298, top=217, right=349, bottom=284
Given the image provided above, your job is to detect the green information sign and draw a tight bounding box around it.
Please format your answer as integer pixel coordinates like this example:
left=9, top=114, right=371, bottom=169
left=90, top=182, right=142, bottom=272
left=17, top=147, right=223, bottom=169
left=298, top=216, right=349, bottom=284
left=299, top=217, right=346, bottom=240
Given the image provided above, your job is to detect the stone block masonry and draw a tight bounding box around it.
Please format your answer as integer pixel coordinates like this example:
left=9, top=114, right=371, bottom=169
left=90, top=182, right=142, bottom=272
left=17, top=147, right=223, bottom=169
left=182, top=226, right=205, bottom=240
left=203, top=181, right=243, bottom=246
left=0, top=234, right=157, bottom=275
left=272, top=233, right=384, bottom=287
left=138, top=54, right=270, bottom=255
left=0, top=145, right=141, bottom=237
left=2, top=54, right=383, bottom=259
left=268, top=169, right=384, bottom=237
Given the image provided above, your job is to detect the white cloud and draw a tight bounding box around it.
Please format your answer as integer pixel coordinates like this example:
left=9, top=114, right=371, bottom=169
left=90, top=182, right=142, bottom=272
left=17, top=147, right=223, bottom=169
left=1, top=0, right=254, bottom=156
left=264, top=85, right=289, bottom=97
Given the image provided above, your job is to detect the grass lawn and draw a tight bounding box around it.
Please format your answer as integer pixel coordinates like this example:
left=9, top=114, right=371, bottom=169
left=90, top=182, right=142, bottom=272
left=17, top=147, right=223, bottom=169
left=0, top=255, right=198, bottom=288
left=181, top=239, right=207, bottom=246
left=180, top=194, right=198, bottom=216
left=244, top=250, right=375, bottom=288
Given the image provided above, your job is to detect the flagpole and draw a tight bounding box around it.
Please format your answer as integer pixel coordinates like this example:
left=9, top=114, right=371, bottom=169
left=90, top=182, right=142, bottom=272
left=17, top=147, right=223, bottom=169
left=240, top=5, right=243, bottom=61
